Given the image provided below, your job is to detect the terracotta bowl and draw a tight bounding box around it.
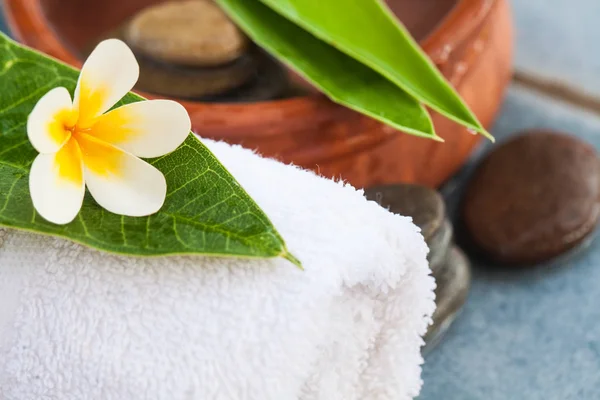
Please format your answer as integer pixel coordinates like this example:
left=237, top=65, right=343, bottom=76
left=4, top=0, right=513, bottom=188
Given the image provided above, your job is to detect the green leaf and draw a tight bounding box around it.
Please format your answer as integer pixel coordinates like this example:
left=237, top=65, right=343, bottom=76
left=0, top=34, right=300, bottom=267
left=222, top=0, right=493, bottom=141
left=216, top=0, right=437, bottom=139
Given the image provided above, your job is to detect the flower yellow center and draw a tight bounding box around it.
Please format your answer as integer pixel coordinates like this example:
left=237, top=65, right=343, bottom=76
left=48, top=108, right=78, bottom=145
left=50, top=103, right=124, bottom=185
left=77, top=83, right=108, bottom=130
left=54, top=137, right=83, bottom=186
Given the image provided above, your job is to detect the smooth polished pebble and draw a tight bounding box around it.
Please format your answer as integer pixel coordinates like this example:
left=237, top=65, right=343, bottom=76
left=463, top=130, right=600, bottom=265
left=125, top=0, right=249, bottom=67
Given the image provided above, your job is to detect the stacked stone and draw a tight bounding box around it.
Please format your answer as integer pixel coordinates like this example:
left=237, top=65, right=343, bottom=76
left=364, top=184, right=470, bottom=352
left=93, top=0, right=290, bottom=101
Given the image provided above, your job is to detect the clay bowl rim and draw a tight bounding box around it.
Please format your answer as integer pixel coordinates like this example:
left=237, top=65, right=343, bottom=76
left=4, top=0, right=493, bottom=118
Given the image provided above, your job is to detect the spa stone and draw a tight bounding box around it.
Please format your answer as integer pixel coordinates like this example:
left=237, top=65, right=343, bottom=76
left=364, top=184, right=450, bottom=267
left=135, top=51, right=258, bottom=98
left=463, top=130, right=600, bottom=265
left=423, top=246, right=471, bottom=353
left=365, top=184, right=470, bottom=351
left=125, top=0, right=249, bottom=67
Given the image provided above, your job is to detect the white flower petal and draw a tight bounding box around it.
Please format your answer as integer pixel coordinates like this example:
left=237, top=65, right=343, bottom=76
left=27, top=87, right=75, bottom=154
left=77, top=134, right=166, bottom=217
left=89, top=100, right=191, bottom=158
left=29, top=139, right=85, bottom=225
left=74, top=39, right=139, bottom=128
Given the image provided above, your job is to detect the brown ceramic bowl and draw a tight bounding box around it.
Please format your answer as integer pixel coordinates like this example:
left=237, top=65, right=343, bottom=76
left=4, top=0, right=513, bottom=188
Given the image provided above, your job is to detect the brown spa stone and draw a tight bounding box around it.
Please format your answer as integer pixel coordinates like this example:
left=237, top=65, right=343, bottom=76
left=85, top=21, right=258, bottom=99
left=125, top=0, right=249, bottom=67
left=463, top=130, right=600, bottom=265
left=134, top=51, right=257, bottom=98
left=198, top=51, right=292, bottom=103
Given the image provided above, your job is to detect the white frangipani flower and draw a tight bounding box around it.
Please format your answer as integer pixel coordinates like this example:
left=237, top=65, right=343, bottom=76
left=27, top=39, right=191, bottom=225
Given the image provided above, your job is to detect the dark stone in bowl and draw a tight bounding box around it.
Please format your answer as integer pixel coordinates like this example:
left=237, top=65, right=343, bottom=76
left=197, top=52, right=292, bottom=103
left=135, top=51, right=258, bottom=99
left=80, top=24, right=291, bottom=101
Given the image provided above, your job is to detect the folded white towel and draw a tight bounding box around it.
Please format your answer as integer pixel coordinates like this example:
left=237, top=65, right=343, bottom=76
left=0, top=138, right=435, bottom=400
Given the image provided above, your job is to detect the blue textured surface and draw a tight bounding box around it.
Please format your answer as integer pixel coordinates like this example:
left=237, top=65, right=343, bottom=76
left=420, top=86, right=600, bottom=399
left=511, top=0, right=600, bottom=97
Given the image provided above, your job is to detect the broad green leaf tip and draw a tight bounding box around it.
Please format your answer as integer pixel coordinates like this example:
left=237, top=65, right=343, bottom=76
left=482, top=128, right=495, bottom=142
left=282, top=249, right=303, bottom=269
left=371, top=0, right=493, bottom=143
left=0, top=33, right=299, bottom=267
left=251, top=0, right=491, bottom=142
left=470, top=125, right=495, bottom=142
left=216, top=0, right=437, bottom=139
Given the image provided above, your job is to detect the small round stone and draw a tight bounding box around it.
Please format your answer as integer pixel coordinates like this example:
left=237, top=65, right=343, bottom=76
left=463, top=130, right=600, bottom=265
left=423, top=246, right=471, bottom=353
left=364, top=184, right=445, bottom=242
left=199, top=51, right=291, bottom=102
left=125, top=0, right=249, bottom=67
left=135, top=51, right=257, bottom=98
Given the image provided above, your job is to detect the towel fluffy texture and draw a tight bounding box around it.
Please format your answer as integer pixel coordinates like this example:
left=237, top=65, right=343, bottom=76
left=0, top=139, right=435, bottom=400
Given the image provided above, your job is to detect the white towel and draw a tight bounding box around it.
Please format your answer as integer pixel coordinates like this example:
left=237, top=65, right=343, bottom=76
left=0, top=138, right=435, bottom=400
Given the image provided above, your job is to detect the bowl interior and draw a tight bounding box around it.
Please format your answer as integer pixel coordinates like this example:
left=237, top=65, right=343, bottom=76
left=41, top=0, right=458, bottom=57
left=385, top=0, right=458, bottom=42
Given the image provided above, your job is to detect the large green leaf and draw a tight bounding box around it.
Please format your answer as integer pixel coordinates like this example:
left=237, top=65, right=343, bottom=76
left=0, top=34, right=300, bottom=266
left=223, top=0, right=492, bottom=141
left=216, top=0, right=437, bottom=139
